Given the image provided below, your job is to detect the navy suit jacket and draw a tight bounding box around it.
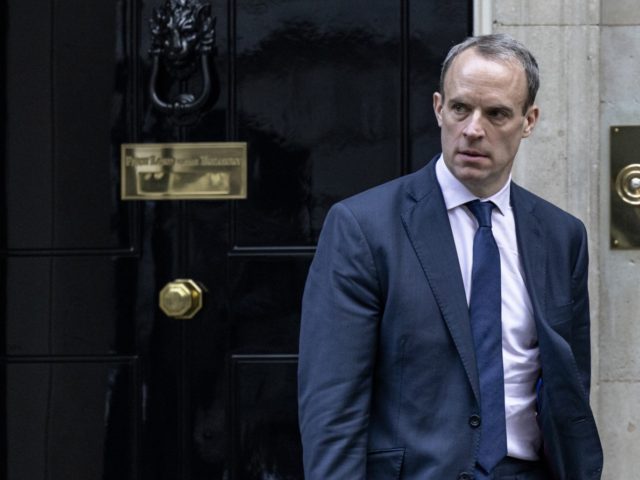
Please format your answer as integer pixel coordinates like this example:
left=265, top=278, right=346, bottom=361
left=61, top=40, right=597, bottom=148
left=298, top=158, right=603, bottom=479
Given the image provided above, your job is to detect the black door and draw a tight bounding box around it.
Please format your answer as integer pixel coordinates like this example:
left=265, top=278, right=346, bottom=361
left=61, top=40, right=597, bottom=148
left=1, top=1, right=471, bottom=478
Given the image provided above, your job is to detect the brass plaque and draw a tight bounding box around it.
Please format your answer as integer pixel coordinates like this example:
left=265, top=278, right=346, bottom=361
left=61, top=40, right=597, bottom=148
left=611, top=126, right=640, bottom=249
left=121, top=142, right=247, bottom=200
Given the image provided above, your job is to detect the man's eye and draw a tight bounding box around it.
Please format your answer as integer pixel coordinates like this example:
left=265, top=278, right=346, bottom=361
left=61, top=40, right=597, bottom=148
left=488, top=109, right=508, bottom=120
left=452, top=104, right=467, bottom=113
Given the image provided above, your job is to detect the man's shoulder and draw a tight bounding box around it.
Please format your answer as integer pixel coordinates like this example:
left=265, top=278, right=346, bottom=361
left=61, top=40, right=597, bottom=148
left=338, top=161, right=436, bottom=215
left=512, top=183, right=587, bottom=235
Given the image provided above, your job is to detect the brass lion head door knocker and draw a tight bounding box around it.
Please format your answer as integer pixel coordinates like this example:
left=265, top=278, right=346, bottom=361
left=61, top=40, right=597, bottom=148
left=149, top=0, right=217, bottom=124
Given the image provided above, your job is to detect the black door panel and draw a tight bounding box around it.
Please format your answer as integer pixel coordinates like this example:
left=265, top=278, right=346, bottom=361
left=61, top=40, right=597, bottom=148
left=2, top=1, right=471, bottom=478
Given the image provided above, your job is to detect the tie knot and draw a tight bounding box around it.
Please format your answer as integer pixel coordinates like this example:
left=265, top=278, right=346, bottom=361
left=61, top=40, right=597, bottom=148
left=467, top=200, right=495, bottom=228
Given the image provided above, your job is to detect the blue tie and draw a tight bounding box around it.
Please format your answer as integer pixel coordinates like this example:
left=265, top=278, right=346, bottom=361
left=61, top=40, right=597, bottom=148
left=466, top=200, right=507, bottom=475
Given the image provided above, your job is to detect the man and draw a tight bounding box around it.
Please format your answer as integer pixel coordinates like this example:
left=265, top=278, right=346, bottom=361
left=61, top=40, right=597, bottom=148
left=298, top=34, right=603, bottom=479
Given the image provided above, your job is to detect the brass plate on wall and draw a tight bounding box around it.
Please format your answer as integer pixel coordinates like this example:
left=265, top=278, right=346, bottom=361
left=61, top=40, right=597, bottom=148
left=121, top=142, right=247, bottom=200
left=611, top=126, right=640, bottom=249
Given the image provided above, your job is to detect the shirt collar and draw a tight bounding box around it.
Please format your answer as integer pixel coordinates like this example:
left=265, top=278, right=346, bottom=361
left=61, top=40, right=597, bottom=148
left=434, top=154, right=511, bottom=215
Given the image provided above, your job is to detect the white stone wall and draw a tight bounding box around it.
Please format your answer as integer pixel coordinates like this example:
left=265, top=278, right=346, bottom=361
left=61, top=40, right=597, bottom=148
left=598, top=2, right=640, bottom=478
left=487, top=0, right=640, bottom=477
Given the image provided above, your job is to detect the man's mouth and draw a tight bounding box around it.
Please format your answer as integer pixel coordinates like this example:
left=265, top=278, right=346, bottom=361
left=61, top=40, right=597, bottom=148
left=458, top=149, right=488, bottom=159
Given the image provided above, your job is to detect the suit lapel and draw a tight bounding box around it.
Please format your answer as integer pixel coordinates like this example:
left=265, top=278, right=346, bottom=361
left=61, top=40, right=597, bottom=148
left=400, top=166, right=551, bottom=405
left=511, top=184, right=547, bottom=325
left=401, top=161, right=480, bottom=403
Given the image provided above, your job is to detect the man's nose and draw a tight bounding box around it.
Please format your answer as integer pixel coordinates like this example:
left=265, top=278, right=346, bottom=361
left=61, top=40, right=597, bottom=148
left=462, top=111, right=485, bottom=139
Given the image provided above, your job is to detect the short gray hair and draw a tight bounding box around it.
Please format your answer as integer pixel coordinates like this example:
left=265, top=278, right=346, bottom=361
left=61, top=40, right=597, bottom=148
left=439, top=33, right=540, bottom=113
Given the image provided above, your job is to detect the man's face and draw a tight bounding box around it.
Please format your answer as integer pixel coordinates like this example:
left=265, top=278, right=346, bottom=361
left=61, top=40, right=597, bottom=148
left=433, top=48, right=539, bottom=198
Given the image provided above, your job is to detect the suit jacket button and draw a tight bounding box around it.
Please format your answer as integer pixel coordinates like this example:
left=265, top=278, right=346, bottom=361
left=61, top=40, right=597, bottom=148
left=458, top=473, right=473, bottom=480
left=469, top=414, right=481, bottom=428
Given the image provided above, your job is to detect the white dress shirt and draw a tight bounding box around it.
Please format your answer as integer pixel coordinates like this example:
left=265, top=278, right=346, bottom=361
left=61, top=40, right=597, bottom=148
left=435, top=156, right=542, bottom=460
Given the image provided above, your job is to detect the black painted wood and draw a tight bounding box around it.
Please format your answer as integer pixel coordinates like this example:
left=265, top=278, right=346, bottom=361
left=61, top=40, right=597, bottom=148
left=1, top=1, right=471, bottom=478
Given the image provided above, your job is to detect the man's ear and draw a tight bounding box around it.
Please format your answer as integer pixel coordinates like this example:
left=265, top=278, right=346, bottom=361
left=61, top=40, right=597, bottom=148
left=433, top=92, right=444, bottom=127
left=522, top=104, right=539, bottom=138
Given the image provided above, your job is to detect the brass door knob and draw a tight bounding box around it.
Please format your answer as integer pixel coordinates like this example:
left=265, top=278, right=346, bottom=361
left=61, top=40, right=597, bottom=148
left=159, top=279, right=203, bottom=319
left=616, top=164, right=640, bottom=205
